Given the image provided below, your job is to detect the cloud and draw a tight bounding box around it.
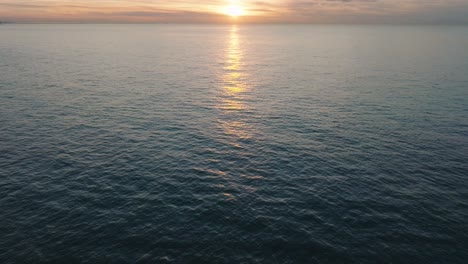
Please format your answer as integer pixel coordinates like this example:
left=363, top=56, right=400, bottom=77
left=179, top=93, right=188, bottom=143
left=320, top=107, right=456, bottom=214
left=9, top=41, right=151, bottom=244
left=0, top=0, right=468, bottom=24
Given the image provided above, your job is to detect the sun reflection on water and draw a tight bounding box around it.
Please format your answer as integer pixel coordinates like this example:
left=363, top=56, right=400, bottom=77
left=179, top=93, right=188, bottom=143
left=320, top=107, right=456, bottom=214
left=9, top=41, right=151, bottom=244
left=217, top=25, right=252, bottom=142
left=223, top=26, right=247, bottom=97
left=213, top=25, right=260, bottom=201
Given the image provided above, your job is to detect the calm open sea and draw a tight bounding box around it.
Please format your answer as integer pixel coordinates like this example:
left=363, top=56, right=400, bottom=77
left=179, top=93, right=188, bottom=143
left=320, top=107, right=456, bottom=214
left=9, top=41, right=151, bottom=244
left=1, top=24, right=468, bottom=263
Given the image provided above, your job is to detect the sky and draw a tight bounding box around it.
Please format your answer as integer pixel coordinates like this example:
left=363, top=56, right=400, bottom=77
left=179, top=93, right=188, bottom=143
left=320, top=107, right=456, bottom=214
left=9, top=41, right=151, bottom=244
left=1, top=0, right=468, bottom=24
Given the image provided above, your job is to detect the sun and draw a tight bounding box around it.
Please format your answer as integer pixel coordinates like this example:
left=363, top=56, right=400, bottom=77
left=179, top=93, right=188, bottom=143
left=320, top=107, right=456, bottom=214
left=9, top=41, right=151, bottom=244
left=224, top=5, right=245, bottom=17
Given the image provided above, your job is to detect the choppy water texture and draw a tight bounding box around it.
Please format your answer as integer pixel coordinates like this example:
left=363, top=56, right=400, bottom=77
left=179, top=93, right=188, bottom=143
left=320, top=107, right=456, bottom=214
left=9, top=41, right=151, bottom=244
left=1, top=24, right=468, bottom=263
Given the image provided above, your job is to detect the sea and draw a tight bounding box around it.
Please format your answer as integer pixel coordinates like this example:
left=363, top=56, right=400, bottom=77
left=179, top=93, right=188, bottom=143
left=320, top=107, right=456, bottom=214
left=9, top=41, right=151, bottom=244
left=1, top=24, right=467, bottom=263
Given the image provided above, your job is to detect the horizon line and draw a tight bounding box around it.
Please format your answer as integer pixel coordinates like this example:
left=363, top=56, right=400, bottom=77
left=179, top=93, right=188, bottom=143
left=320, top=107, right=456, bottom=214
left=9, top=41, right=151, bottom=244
left=2, top=21, right=468, bottom=26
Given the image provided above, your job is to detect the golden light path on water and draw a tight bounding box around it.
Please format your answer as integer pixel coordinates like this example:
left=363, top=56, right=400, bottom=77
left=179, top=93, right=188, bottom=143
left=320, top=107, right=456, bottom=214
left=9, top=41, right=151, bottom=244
left=216, top=25, right=259, bottom=201
left=220, top=25, right=250, bottom=143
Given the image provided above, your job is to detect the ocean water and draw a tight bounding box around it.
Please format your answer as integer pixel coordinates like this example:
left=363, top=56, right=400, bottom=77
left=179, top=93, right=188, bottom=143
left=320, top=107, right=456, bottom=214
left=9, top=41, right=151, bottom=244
left=1, top=24, right=468, bottom=263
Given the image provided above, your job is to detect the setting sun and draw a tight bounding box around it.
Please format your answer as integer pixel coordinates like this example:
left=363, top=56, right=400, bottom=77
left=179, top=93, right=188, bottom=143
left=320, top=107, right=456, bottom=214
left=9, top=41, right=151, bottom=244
left=224, top=5, right=245, bottom=17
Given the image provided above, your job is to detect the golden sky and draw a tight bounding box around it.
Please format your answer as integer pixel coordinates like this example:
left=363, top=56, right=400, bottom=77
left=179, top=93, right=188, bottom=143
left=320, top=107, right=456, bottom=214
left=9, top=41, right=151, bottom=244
left=1, top=0, right=468, bottom=23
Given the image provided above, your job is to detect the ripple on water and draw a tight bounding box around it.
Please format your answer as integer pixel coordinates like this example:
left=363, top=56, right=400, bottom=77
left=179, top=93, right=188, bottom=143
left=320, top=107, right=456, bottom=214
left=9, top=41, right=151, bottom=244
left=1, top=24, right=468, bottom=263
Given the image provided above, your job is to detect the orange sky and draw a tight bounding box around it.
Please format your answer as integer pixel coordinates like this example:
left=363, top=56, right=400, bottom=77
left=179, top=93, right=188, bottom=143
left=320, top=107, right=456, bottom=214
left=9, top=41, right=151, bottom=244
left=1, top=0, right=468, bottom=24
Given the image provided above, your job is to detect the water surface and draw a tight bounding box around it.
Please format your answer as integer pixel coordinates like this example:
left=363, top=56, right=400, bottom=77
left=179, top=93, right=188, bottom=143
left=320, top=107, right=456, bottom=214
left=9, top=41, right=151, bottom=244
left=1, top=24, right=468, bottom=263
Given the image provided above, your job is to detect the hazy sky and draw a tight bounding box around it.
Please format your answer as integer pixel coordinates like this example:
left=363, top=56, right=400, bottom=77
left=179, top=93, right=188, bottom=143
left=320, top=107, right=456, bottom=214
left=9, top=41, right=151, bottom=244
left=1, top=0, right=468, bottom=24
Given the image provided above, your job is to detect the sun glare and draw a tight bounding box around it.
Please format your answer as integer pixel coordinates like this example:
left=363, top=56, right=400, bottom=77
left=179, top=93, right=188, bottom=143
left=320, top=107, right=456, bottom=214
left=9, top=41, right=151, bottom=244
left=225, top=5, right=245, bottom=17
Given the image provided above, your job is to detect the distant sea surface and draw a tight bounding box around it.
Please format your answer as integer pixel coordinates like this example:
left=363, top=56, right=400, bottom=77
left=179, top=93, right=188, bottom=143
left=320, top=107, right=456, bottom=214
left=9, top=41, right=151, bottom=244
left=1, top=24, right=468, bottom=263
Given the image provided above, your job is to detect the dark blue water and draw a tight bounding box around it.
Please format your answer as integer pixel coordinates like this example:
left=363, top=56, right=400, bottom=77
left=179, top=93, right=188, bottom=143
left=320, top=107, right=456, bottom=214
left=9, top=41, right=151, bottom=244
left=1, top=24, right=468, bottom=263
